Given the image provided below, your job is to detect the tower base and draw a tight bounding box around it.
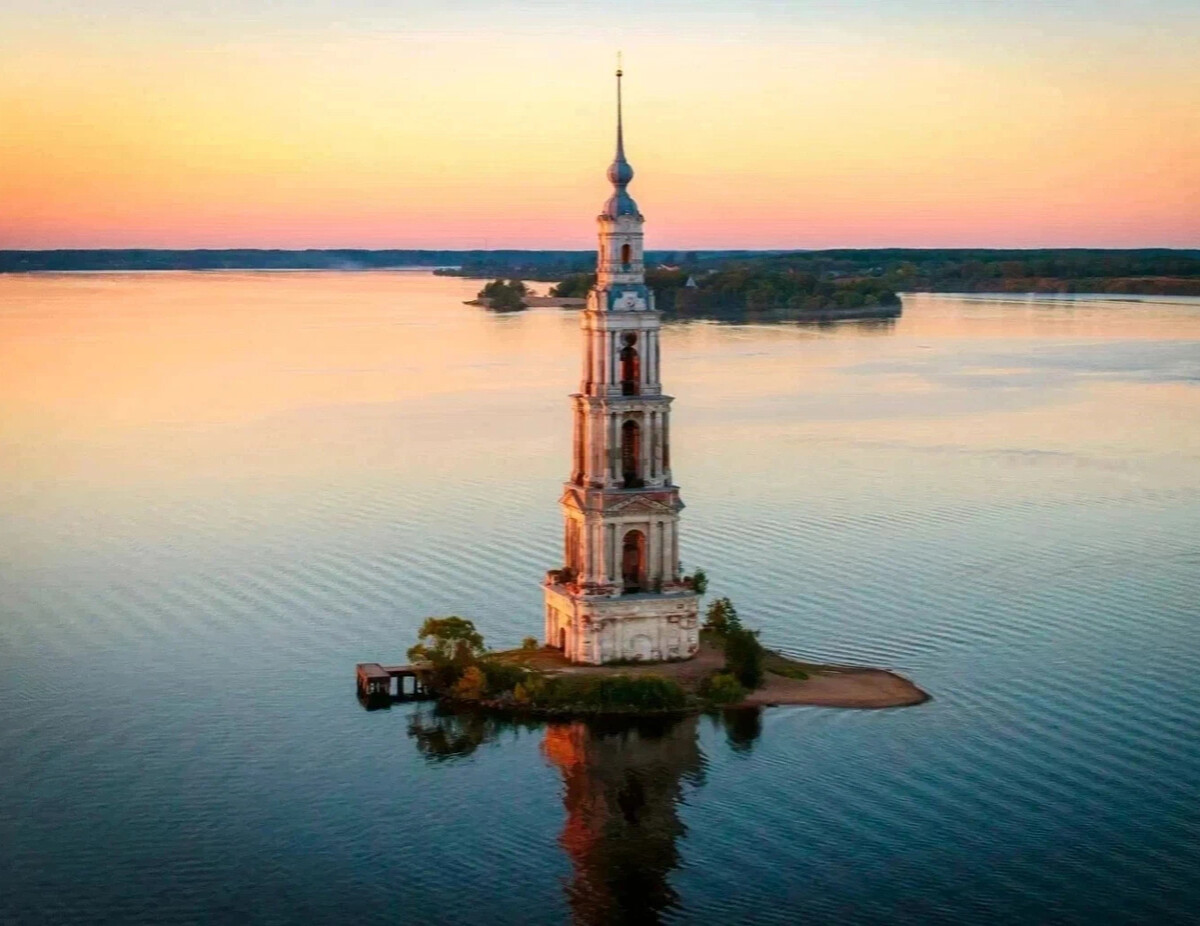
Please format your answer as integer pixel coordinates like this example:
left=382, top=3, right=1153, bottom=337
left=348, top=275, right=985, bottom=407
left=543, top=582, right=699, bottom=665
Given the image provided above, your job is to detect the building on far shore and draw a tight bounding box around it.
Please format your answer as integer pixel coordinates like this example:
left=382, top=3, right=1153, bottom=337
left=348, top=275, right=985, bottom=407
left=543, top=69, right=700, bottom=664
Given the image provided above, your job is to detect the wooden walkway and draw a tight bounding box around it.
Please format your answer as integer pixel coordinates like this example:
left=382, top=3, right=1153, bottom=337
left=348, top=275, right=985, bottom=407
left=356, top=662, right=434, bottom=701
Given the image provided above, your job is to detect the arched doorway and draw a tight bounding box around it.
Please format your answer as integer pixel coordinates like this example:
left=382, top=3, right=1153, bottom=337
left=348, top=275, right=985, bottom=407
left=620, top=243, right=632, bottom=267
left=558, top=627, right=567, bottom=651
left=629, top=634, right=653, bottom=661
left=622, top=529, right=646, bottom=592
left=621, top=420, right=642, bottom=487
left=619, top=333, right=639, bottom=395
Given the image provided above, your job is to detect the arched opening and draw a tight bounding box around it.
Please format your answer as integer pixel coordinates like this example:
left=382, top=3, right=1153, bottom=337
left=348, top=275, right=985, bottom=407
left=558, top=627, right=567, bottom=651
left=621, top=420, right=642, bottom=488
left=565, top=520, right=580, bottom=577
left=619, top=334, right=640, bottom=396
left=620, top=243, right=631, bottom=267
left=622, top=530, right=647, bottom=593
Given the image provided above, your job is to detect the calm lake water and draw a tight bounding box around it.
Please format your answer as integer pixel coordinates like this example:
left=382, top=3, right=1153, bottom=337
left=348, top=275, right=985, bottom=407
left=2, top=272, right=1199, bottom=924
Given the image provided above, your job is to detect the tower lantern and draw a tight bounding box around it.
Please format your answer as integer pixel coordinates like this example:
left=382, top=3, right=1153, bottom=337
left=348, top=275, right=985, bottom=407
left=542, top=68, right=700, bottom=664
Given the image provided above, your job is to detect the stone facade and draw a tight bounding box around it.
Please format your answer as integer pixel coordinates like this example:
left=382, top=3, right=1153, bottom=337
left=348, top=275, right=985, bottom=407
left=543, top=69, right=699, bottom=664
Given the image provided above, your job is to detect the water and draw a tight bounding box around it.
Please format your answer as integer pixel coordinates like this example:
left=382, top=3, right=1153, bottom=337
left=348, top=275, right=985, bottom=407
left=1, top=272, right=1198, bottom=924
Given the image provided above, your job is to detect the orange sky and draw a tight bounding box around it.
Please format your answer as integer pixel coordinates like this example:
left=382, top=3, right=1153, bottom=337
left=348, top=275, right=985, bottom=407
left=2, top=2, right=1198, bottom=248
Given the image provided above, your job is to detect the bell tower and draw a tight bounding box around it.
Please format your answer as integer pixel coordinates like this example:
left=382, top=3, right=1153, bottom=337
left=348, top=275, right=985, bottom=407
left=543, top=67, right=700, bottom=665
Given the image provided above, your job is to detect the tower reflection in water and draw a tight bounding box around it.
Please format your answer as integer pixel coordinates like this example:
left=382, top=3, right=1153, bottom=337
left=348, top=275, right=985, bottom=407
left=542, top=717, right=706, bottom=925
left=405, top=708, right=762, bottom=923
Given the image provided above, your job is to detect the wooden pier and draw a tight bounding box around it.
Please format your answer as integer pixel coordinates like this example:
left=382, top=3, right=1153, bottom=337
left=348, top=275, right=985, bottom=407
left=356, top=662, right=434, bottom=703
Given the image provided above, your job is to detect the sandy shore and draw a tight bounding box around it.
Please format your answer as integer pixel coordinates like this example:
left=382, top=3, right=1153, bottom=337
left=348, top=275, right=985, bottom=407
left=509, top=636, right=928, bottom=710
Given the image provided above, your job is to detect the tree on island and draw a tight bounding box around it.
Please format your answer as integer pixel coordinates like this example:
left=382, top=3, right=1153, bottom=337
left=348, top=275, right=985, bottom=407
left=408, top=616, right=486, bottom=691
left=701, top=596, right=764, bottom=690
left=549, top=273, right=595, bottom=298
left=702, top=596, right=739, bottom=634
left=479, top=278, right=529, bottom=311
left=723, top=625, right=764, bottom=690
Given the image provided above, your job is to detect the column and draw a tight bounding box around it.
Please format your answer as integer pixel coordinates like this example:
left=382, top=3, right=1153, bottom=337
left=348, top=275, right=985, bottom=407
left=639, top=413, right=650, bottom=483
left=596, top=521, right=608, bottom=585
left=608, top=412, right=618, bottom=484
left=591, top=521, right=603, bottom=585
left=608, top=331, right=617, bottom=389
left=671, top=523, right=679, bottom=583
left=647, top=519, right=659, bottom=585
left=662, top=412, right=671, bottom=482
left=572, top=406, right=583, bottom=483
left=651, top=411, right=662, bottom=481
left=593, top=408, right=605, bottom=484
left=582, top=328, right=592, bottom=391
left=591, top=328, right=602, bottom=391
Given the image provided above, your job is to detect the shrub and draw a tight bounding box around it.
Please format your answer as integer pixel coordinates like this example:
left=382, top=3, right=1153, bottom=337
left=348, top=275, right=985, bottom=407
left=701, top=672, right=747, bottom=705
left=452, top=666, right=485, bottom=700
left=521, top=636, right=540, bottom=651
left=704, top=597, right=740, bottom=635
left=690, top=568, right=708, bottom=596
left=724, top=626, right=764, bottom=690
left=479, top=659, right=529, bottom=697
left=528, top=674, right=687, bottom=711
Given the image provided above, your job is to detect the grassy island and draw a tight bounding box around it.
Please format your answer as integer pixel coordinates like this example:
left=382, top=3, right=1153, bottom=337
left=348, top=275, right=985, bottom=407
left=464, top=278, right=529, bottom=311
left=396, top=601, right=927, bottom=717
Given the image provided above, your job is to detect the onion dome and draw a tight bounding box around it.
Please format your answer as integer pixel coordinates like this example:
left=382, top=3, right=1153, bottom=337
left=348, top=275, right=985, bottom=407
left=601, top=68, right=640, bottom=218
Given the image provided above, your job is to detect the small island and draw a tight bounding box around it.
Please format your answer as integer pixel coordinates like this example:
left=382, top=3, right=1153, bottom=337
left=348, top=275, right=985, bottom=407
left=550, top=267, right=902, bottom=321
left=358, top=594, right=928, bottom=716
left=465, top=277, right=587, bottom=311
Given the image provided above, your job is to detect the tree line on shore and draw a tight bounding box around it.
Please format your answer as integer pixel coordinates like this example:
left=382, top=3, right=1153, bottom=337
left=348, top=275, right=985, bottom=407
left=8, top=249, right=1197, bottom=299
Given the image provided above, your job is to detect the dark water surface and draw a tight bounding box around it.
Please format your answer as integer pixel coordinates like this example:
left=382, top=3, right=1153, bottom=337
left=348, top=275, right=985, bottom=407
left=2, top=273, right=1199, bottom=924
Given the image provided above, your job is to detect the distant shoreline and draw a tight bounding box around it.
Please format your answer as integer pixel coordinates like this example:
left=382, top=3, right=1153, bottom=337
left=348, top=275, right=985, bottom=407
left=4, top=248, right=1198, bottom=301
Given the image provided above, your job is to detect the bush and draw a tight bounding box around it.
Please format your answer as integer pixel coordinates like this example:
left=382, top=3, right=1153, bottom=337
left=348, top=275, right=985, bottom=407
left=527, top=674, right=687, bottom=712
left=452, top=666, right=485, bottom=700
left=701, top=672, right=747, bottom=705
left=690, top=568, right=708, bottom=596
left=479, top=659, right=529, bottom=697
left=724, top=626, right=764, bottom=690
left=521, top=637, right=540, bottom=651
left=549, top=272, right=595, bottom=298
left=704, top=597, right=740, bottom=634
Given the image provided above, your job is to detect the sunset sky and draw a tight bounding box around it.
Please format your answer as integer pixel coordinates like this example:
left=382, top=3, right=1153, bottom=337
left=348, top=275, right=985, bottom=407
left=2, top=0, right=1198, bottom=249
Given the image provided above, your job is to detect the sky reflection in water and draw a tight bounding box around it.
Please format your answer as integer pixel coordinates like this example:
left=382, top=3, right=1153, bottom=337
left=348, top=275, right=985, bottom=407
left=1, top=274, right=1199, bottom=924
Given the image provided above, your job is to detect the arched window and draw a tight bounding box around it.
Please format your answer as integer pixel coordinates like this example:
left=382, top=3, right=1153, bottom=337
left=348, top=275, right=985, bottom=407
left=619, top=333, right=639, bottom=396
left=620, top=243, right=631, bottom=267
left=621, top=420, right=642, bottom=487
left=622, top=529, right=646, bottom=593
left=565, top=520, right=581, bottom=576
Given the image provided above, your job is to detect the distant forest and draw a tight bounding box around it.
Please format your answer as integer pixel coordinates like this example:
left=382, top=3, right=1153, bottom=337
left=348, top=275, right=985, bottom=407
left=3, top=248, right=1198, bottom=299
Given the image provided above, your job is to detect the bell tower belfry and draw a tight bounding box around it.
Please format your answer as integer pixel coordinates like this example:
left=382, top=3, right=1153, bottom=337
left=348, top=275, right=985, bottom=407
left=543, top=67, right=700, bottom=665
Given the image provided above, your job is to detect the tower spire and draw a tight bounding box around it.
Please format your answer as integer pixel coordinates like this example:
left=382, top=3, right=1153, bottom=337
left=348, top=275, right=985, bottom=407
left=603, top=56, right=638, bottom=218
left=616, top=54, right=625, bottom=161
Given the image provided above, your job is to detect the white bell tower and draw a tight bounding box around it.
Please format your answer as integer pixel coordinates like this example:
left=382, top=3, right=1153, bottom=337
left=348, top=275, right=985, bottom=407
left=542, top=67, right=700, bottom=665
